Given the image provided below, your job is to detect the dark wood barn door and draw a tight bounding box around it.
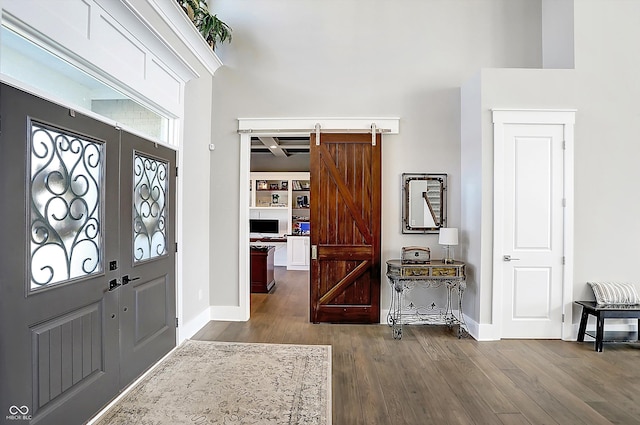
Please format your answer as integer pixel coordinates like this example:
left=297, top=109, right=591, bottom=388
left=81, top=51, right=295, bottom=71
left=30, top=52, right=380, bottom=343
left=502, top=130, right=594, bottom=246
left=310, top=133, right=381, bottom=323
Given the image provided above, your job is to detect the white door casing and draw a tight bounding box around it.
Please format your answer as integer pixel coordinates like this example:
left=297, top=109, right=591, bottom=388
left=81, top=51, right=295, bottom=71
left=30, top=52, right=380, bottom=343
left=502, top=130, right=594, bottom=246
left=492, top=109, right=575, bottom=340
left=502, top=123, right=564, bottom=338
left=234, top=118, right=400, bottom=322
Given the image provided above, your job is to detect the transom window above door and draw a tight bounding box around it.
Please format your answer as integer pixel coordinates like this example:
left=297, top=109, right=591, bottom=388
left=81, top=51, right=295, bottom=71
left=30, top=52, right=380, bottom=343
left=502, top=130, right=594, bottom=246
left=1, top=27, right=172, bottom=144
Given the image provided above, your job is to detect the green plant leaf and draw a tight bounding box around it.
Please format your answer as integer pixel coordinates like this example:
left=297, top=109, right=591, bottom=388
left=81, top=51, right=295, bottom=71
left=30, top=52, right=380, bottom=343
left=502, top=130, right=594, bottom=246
left=176, top=0, right=232, bottom=49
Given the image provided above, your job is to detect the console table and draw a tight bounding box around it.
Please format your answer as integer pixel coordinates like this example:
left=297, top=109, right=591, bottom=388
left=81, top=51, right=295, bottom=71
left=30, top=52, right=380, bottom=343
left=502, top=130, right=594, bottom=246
left=386, top=259, right=467, bottom=339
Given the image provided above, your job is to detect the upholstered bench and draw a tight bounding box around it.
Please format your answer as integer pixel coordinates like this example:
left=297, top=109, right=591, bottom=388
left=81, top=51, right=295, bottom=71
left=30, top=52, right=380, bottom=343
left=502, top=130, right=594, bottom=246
left=575, top=301, right=640, bottom=352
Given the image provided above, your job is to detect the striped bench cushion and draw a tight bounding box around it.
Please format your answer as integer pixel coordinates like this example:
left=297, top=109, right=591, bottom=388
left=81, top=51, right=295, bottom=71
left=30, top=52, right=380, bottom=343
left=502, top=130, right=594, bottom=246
left=588, top=282, right=640, bottom=305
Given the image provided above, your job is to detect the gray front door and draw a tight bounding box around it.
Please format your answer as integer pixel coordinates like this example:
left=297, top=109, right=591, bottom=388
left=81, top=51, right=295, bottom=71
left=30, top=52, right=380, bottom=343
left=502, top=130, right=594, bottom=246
left=118, top=130, right=176, bottom=387
left=0, top=83, right=176, bottom=424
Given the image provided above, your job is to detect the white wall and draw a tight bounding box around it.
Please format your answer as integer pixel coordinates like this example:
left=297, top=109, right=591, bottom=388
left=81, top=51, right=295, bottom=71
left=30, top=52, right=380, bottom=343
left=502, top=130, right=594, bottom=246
left=126, top=1, right=216, bottom=337
left=462, top=69, right=576, bottom=332
left=209, top=0, right=543, bottom=311
left=180, top=74, right=213, bottom=332
left=460, top=71, right=483, bottom=325
left=163, top=0, right=640, bottom=337
left=460, top=0, right=640, bottom=336
left=542, top=0, right=574, bottom=69
left=572, top=0, right=640, bottom=298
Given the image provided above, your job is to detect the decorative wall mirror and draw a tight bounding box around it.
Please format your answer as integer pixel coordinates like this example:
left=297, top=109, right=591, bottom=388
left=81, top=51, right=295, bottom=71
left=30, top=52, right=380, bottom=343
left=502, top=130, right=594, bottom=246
left=402, top=173, right=447, bottom=233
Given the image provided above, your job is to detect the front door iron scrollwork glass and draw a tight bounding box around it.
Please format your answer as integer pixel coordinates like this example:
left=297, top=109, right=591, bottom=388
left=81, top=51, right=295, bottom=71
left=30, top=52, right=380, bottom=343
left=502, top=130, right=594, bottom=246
left=29, top=121, right=104, bottom=291
left=133, top=152, right=168, bottom=262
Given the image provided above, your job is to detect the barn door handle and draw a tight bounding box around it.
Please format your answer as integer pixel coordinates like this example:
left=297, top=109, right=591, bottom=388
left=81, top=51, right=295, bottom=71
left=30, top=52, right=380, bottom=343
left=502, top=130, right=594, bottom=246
left=503, top=255, right=521, bottom=262
left=122, top=275, right=140, bottom=285
left=311, top=245, right=317, bottom=260
left=108, top=279, right=121, bottom=292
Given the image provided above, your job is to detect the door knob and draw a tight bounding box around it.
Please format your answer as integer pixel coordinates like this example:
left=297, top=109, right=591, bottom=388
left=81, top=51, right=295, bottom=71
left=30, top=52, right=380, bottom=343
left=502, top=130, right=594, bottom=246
left=108, top=279, right=121, bottom=291
left=122, top=275, right=141, bottom=285
left=503, top=255, right=521, bottom=262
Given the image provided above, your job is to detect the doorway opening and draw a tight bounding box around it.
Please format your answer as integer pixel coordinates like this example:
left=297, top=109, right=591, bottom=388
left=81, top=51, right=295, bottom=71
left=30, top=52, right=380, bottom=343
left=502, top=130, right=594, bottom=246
left=237, top=118, right=400, bottom=322
left=248, top=138, right=311, bottom=298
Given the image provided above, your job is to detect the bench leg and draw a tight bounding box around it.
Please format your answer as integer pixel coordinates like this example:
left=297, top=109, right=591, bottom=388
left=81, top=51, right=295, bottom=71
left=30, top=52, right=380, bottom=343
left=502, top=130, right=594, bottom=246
left=595, top=314, right=605, bottom=352
left=577, top=308, right=589, bottom=342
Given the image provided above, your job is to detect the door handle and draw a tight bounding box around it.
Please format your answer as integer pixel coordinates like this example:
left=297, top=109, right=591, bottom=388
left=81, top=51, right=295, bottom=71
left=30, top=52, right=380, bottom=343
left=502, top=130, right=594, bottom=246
left=311, top=245, right=317, bottom=260
left=122, top=275, right=141, bottom=285
left=503, top=255, right=521, bottom=262
left=108, top=279, right=121, bottom=292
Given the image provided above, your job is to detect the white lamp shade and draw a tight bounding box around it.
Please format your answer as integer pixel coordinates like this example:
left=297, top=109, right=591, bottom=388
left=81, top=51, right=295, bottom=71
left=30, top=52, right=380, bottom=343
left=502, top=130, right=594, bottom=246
left=439, top=228, right=458, bottom=245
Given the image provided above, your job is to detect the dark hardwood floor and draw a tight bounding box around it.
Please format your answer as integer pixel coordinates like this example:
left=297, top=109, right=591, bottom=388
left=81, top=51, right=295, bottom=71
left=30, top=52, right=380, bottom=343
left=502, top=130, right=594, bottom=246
left=193, top=267, right=640, bottom=425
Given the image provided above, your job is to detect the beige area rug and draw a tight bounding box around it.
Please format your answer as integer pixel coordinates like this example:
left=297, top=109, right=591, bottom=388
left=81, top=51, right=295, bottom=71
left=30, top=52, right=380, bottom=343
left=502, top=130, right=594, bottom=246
left=93, top=340, right=331, bottom=425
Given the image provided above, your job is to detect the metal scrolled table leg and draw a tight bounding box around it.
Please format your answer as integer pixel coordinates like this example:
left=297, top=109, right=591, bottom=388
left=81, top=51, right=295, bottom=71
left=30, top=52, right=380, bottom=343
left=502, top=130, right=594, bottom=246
left=392, top=280, right=404, bottom=339
left=445, top=282, right=455, bottom=327
left=457, top=284, right=468, bottom=338
left=387, top=278, right=395, bottom=327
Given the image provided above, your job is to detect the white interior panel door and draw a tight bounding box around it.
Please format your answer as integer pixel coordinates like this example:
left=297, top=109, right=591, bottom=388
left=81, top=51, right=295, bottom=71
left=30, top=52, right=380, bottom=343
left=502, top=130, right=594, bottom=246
left=501, top=123, right=564, bottom=338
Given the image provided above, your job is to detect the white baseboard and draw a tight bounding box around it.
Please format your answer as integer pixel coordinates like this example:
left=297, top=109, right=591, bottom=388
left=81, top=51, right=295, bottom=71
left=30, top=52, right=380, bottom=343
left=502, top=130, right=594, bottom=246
left=571, top=320, right=637, bottom=341
left=379, top=309, right=491, bottom=341
left=286, top=265, right=310, bottom=271
left=462, top=314, right=479, bottom=340
left=178, top=308, right=211, bottom=343
left=379, top=308, right=390, bottom=325
left=379, top=311, right=639, bottom=342
left=209, top=305, right=249, bottom=322
left=466, top=318, right=637, bottom=341
left=179, top=305, right=253, bottom=343
left=471, top=321, right=501, bottom=341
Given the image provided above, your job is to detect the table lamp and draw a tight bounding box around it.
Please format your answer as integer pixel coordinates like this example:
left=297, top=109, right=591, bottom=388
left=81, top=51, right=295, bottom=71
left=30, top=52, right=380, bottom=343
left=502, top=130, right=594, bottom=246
left=439, top=227, right=458, bottom=264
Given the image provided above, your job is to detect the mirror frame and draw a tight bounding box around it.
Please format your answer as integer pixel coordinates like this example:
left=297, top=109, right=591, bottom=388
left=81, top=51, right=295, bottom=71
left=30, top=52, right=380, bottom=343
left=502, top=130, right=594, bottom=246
left=401, top=173, right=447, bottom=234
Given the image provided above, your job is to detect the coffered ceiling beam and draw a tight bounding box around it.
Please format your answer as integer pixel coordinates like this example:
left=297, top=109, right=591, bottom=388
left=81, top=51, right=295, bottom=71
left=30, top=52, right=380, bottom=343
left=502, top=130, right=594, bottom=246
left=257, top=137, right=288, bottom=157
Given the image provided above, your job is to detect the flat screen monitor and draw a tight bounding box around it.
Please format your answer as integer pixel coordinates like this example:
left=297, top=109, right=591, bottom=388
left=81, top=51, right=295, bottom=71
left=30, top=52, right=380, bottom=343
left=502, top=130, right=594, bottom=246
left=249, top=219, right=279, bottom=234
left=298, top=222, right=310, bottom=234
